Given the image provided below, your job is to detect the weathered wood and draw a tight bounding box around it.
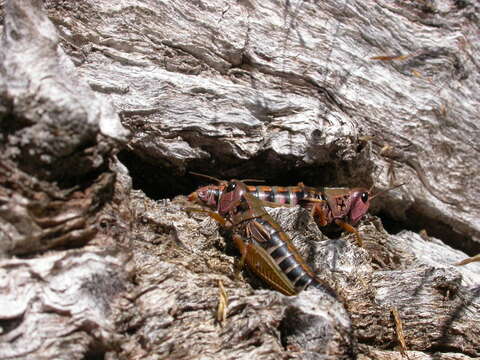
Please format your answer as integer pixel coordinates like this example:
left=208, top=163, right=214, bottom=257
left=0, top=249, right=131, bottom=359
left=0, top=0, right=128, bottom=256
left=0, top=0, right=128, bottom=180
left=0, top=0, right=479, bottom=359
left=269, top=206, right=480, bottom=357
left=37, top=0, right=480, bottom=253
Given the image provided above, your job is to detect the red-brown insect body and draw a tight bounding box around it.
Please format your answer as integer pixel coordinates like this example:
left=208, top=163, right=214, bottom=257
left=216, top=180, right=336, bottom=297
left=324, top=188, right=371, bottom=225
left=191, top=184, right=322, bottom=207
left=190, top=183, right=372, bottom=228
left=188, top=175, right=403, bottom=294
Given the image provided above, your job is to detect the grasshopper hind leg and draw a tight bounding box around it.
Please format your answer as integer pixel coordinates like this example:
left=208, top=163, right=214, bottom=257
left=233, top=234, right=248, bottom=280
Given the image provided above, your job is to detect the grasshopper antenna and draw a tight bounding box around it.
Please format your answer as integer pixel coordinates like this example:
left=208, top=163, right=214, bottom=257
left=190, top=171, right=225, bottom=184
left=190, top=171, right=265, bottom=184
left=238, top=178, right=265, bottom=184
left=370, top=182, right=406, bottom=200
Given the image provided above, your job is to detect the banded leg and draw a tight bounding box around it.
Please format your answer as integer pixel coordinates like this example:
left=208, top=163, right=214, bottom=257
left=185, top=207, right=227, bottom=226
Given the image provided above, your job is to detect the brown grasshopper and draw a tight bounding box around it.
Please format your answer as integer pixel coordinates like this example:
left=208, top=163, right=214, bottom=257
left=191, top=179, right=337, bottom=297
left=189, top=173, right=404, bottom=246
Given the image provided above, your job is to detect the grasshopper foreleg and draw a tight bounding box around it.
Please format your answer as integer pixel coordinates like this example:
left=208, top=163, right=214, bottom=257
left=185, top=207, right=227, bottom=226
left=335, top=219, right=363, bottom=247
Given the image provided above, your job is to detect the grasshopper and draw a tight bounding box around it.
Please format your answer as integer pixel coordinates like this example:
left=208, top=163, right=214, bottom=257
left=192, top=179, right=336, bottom=296
left=189, top=173, right=404, bottom=247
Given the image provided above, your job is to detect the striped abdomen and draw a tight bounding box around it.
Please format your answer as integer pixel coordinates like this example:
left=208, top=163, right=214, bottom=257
left=190, top=184, right=324, bottom=208
left=246, top=216, right=335, bottom=297
left=247, top=185, right=322, bottom=205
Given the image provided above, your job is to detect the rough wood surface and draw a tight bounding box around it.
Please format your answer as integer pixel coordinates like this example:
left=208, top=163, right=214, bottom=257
left=39, top=0, right=480, bottom=253
left=0, top=0, right=479, bottom=359
left=0, top=249, right=132, bottom=359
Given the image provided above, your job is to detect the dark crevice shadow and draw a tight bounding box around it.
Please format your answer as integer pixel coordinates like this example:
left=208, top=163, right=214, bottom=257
left=117, top=150, right=194, bottom=199
left=118, top=147, right=478, bottom=261
left=378, top=209, right=479, bottom=256
left=118, top=148, right=373, bottom=200
left=118, top=142, right=478, bottom=253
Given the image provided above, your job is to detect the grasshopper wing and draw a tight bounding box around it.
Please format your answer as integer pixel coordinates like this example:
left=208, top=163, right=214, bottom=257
left=234, top=234, right=297, bottom=296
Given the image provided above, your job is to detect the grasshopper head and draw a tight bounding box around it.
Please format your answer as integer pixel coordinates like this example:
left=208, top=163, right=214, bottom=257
left=218, top=180, right=247, bottom=216
left=348, top=182, right=406, bottom=224
left=188, top=172, right=227, bottom=207
left=347, top=189, right=371, bottom=224
left=188, top=184, right=224, bottom=207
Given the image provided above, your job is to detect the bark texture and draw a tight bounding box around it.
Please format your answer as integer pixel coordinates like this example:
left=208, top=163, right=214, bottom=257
left=0, top=0, right=479, bottom=359
left=42, top=0, right=480, bottom=254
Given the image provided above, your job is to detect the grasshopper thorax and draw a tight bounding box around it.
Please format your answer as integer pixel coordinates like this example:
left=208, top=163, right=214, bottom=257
left=325, top=187, right=371, bottom=225
left=218, top=180, right=247, bottom=216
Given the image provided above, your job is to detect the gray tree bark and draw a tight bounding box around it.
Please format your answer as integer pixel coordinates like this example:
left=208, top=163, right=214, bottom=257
left=0, top=0, right=479, bottom=359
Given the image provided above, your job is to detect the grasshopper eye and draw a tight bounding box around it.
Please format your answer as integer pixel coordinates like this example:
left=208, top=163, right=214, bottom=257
left=361, top=192, right=369, bottom=203
left=226, top=182, right=237, bottom=192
